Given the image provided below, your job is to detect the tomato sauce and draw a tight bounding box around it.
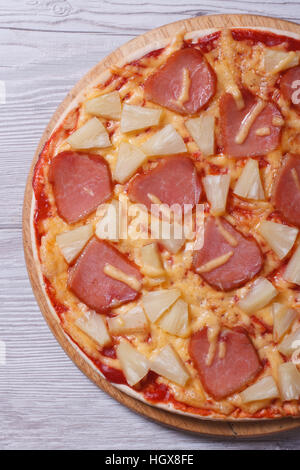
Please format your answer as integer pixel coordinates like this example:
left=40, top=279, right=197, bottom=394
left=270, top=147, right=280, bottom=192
left=139, top=372, right=219, bottom=418
left=43, top=276, right=68, bottom=318
left=101, top=345, right=117, bottom=359
left=129, top=48, right=165, bottom=68
left=32, top=142, right=52, bottom=249
left=97, top=362, right=127, bottom=385
left=140, top=372, right=170, bottom=403
left=232, top=28, right=300, bottom=51
left=252, top=315, right=273, bottom=335
left=186, top=30, right=221, bottom=54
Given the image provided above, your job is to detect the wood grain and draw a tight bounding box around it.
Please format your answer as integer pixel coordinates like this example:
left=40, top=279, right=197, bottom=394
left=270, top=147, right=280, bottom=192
left=22, top=12, right=300, bottom=439
left=2, top=0, right=300, bottom=450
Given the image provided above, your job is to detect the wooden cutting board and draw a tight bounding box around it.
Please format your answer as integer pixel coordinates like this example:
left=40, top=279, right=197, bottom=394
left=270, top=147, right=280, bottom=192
left=23, top=13, right=300, bottom=437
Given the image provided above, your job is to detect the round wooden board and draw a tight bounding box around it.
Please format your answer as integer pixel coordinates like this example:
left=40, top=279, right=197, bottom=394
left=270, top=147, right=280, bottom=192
left=23, top=13, right=300, bottom=438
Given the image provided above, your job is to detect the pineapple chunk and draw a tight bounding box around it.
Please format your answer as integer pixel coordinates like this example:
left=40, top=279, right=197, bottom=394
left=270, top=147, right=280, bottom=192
left=262, top=49, right=299, bottom=74
left=116, top=342, right=149, bottom=386
left=234, top=159, right=265, bottom=200
left=108, top=306, right=148, bottom=335
left=56, top=224, right=93, bottom=263
left=240, top=376, right=279, bottom=403
left=158, top=299, right=190, bottom=337
left=85, top=91, right=121, bottom=120
left=150, top=216, right=186, bottom=254
left=272, top=303, right=298, bottom=342
left=140, top=243, right=164, bottom=277
left=67, top=117, right=110, bottom=149
left=238, top=277, right=277, bottom=314
left=283, top=245, right=300, bottom=286
left=120, top=104, right=162, bottom=133
left=76, top=312, right=111, bottom=347
left=202, top=174, right=231, bottom=216
left=278, top=327, right=300, bottom=356
left=160, top=236, right=186, bottom=254
left=278, top=362, right=300, bottom=401
left=142, top=289, right=181, bottom=323
left=258, top=221, right=298, bottom=260
left=141, top=124, right=186, bottom=156
left=150, top=344, right=189, bottom=386
left=114, top=142, right=147, bottom=184
left=96, top=200, right=120, bottom=241
left=185, top=113, right=215, bottom=156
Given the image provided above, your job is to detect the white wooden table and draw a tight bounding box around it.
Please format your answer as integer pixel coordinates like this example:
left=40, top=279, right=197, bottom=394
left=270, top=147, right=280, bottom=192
left=1, top=0, right=300, bottom=450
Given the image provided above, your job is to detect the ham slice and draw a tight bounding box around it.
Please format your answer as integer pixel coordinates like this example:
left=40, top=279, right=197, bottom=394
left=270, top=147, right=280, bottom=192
left=128, top=155, right=202, bottom=210
left=273, top=154, right=300, bottom=227
left=220, top=90, right=282, bottom=158
left=49, top=151, right=112, bottom=224
left=68, top=238, right=142, bottom=312
left=280, top=66, right=300, bottom=114
left=189, top=328, right=262, bottom=399
left=192, top=216, right=263, bottom=291
left=144, top=48, right=217, bottom=115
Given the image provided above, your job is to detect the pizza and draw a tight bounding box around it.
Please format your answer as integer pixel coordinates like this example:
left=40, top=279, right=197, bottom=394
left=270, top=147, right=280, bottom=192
left=31, top=26, right=300, bottom=420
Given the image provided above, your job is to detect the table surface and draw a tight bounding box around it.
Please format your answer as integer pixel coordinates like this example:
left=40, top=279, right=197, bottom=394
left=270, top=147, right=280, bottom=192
left=1, top=0, right=300, bottom=450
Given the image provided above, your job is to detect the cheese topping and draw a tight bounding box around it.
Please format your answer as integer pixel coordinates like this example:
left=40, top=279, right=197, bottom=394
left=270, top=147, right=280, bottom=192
left=215, top=218, right=238, bottom=247
left=218, top=29, right=245, bottom=110
left=103, top=264, right=141, bottom=291
left=291, top=168, right=300, bottom=191
left=218, top=340, right=227, bottom=360
left=235, top=100, right=266, bottom=144
left=272, top=116, right=285, bottom=127
left=147, top=193, right=162, bottom=205
left=206, top=325, right=220, bottom=366
left=147, top=193, right=172, bottom=219
left=177, top=68, right=191, bottom=105
left=255, top=126, right=271, bottom=136
left=271, top=51, right=299, bottom=75
left=196, top=251, right=234, bottom=273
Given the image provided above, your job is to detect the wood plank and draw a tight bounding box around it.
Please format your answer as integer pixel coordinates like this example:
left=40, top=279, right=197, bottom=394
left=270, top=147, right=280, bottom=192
left=0, top=0, right=299, bottom=32
left=2, top=1, right=300, bottom=449
left=0, top=27, right=132, bottom=227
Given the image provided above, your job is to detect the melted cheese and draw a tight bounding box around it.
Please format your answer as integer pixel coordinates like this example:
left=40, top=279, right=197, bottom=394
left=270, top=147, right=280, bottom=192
left=235, top=100, right=266, bottom=144
left=217, top=29, right=245, bottom=110
left=215, top=217, right=238, bottom=246
left=272, top=115, right=285, bottom=127
left=103, top=264, right=141, bottom=291
left=271, top=51, right=299, bottom=74
left=177, top=68, right=191, bottom=105
left=147, top=193, right=175, bottom=223
left=196, top=251, right=234, bottom=273
left=206, top=325, right=221, bottom=366
left=291, top=168, right=300, bottom=191
left=256, top=126, right=271, bottom=136
left=218, top=340, right=226, bottom=360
